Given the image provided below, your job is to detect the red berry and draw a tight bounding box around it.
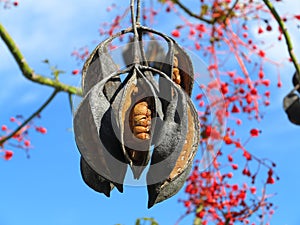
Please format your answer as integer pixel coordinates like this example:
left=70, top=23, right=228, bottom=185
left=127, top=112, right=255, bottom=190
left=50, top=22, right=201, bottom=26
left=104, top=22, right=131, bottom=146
left=266, top=25, right=272, bottom=31
left=227, top=155, right=233, bottom=162
left=221, top=83, right=228, bottom=95
left=232, top=184, right=239, bottom=191
left=262, top=79, right=270, bottom=86
left=250, top=128, right=260, bottom=137
left=224, top=136, right=233, bottom=145
left=227, top=172, right=233, bottom=178
left=242, top=168, right=251, bottom=176
left=236, top=119, right=242, bottom=125
left=184, top=200, right=191, bottom=207
left=195, top=42, right=201, bottom=50
left=250, top=186, right=256, bottom=194
left=199, top=101, right=205, bottom=107
left=10, top=117, right=16, bottom=122
left=4, top=150, right=13, bottom=160
left=189, top=28, right=196, bottom=36
left=243, top=32, right=248, bottom=38
left=37, top=127, right=47, bottom=134
left=1, top=125, right=7, bottom=131
left=267, top=176, right=275, bottom=184
left=40, top=127, right=47, bottom=134
left=171, top=29, right=180, bottom=38
left=258, top=50, right=265, bottom=58
left=72, top=69, right=79, bottom=75
left=196, top=24, right=206, bottom=32
left=24, top=140, right=31, bottom=147
left=231, top=105, right=240, bottom=113
left=277, top=81, right=282, bottom=87
left=264, top=100, right=270, bottom=106
left=196, top=94, right=203, bottom=100
left=196, top=210, right=205, bottom=219
left=243, top=151, right=252, bottom=161
left=259, top=70, right=264, bottom=79
left=258, top=27, right=264, bottom=34
left=13, top=1, right=18, bottom=6
left=268, top=169, right=273, bottom=176
left=264, top=91, right=270, bottom=97
left=232, top=164, right=238, bottom=170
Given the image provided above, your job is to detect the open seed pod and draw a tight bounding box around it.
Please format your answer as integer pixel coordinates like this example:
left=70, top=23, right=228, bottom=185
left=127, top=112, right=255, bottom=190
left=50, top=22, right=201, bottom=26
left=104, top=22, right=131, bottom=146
left=75, top=44, right=127, bottom=195
left=73, top=25, right=200, bottom=206
left=283, top=92, right=300, bottom=125
left=112, top=68, right=160, bottom=179
left=145, top=68, right=199, bottom=208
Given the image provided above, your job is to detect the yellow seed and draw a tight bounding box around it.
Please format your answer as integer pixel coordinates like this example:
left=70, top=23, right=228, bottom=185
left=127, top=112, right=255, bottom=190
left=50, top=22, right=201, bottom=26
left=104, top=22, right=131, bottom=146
left=135, top=118, right=151, bottom=126
left=135, top=133, right=150, bottom=140
left=172, top=68, right=181, bottom=85
left=134, top=115, right=147, bottom=122
left=134, top=126, right=149, bottom=134
left=133, top=102, right=148, bottom=115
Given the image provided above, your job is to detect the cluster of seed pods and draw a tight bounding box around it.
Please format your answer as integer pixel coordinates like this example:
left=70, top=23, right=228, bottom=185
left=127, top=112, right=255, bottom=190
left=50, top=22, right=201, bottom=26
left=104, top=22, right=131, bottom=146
left=73, top=25, right=200, bottom=208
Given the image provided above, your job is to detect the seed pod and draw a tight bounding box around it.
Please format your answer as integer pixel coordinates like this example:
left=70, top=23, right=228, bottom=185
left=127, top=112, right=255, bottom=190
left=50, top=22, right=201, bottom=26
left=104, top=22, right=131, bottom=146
left=147, top=98, right=200, bottom=208
left=74, top=25, right=200, bottom=206
left=80, top=157, right=114, bottom=197
left=74, top=44, right=128, bottom=195
left=115, top=69, right=159, bottom=179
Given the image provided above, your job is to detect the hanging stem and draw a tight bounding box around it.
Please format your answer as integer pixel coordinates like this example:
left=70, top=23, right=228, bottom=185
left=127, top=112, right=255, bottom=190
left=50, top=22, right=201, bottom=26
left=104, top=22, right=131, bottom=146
left=130, top=0, right=142, bottom=64
left=130, top=0, right=139, bottom=39
left=136, top=0, right=141, bottom=26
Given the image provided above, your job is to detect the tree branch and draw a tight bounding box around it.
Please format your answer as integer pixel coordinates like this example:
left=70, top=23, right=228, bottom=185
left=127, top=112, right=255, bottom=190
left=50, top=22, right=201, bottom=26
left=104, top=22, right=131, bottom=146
left=262, top=0, right=300, bottom=80
left=0, top=90, right=58, bottom=145
left=0, top=23, right=82, bottom=96
left=171, top=0, right=213, bottom=24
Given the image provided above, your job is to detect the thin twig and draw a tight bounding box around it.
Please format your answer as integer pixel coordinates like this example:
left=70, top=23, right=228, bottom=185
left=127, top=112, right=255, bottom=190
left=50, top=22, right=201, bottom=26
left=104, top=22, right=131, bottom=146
left=262, top=0, right=300, bottom=81
left=223, top=0, right=239, bottom=23
left=0, top=23, right=82, bottom=96
left=0, top=90, right=59, bottom=145
left=171, top=0, right=213, bottom=24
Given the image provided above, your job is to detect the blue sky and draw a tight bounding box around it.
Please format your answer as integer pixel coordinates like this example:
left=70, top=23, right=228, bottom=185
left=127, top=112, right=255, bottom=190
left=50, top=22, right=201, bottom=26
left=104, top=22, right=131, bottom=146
left=0, top=1, right=300, bottom=225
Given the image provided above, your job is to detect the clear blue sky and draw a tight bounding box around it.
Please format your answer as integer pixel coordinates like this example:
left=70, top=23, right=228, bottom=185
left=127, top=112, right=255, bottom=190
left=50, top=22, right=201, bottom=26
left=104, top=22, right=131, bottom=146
left=0, top=1, right=300, bottom=225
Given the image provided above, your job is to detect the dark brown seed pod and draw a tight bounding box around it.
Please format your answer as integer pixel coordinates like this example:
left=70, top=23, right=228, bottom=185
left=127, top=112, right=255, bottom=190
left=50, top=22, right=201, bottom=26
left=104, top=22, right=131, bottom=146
left=74, top=24, right=199, bottom=206
left=147, top=98, right=200, bottom=208
left=75, top=45, right=129, bottom=196
left=117, top=70, right=158, bottom=179
left=80, top=157, right=114, bottom=197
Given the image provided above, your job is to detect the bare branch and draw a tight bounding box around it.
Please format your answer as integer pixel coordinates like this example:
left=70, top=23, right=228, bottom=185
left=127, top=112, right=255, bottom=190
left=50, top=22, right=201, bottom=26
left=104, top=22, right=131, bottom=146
left=0, top=23, right=82, bottom=96
left=262, top=0, right=300, bottom=80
